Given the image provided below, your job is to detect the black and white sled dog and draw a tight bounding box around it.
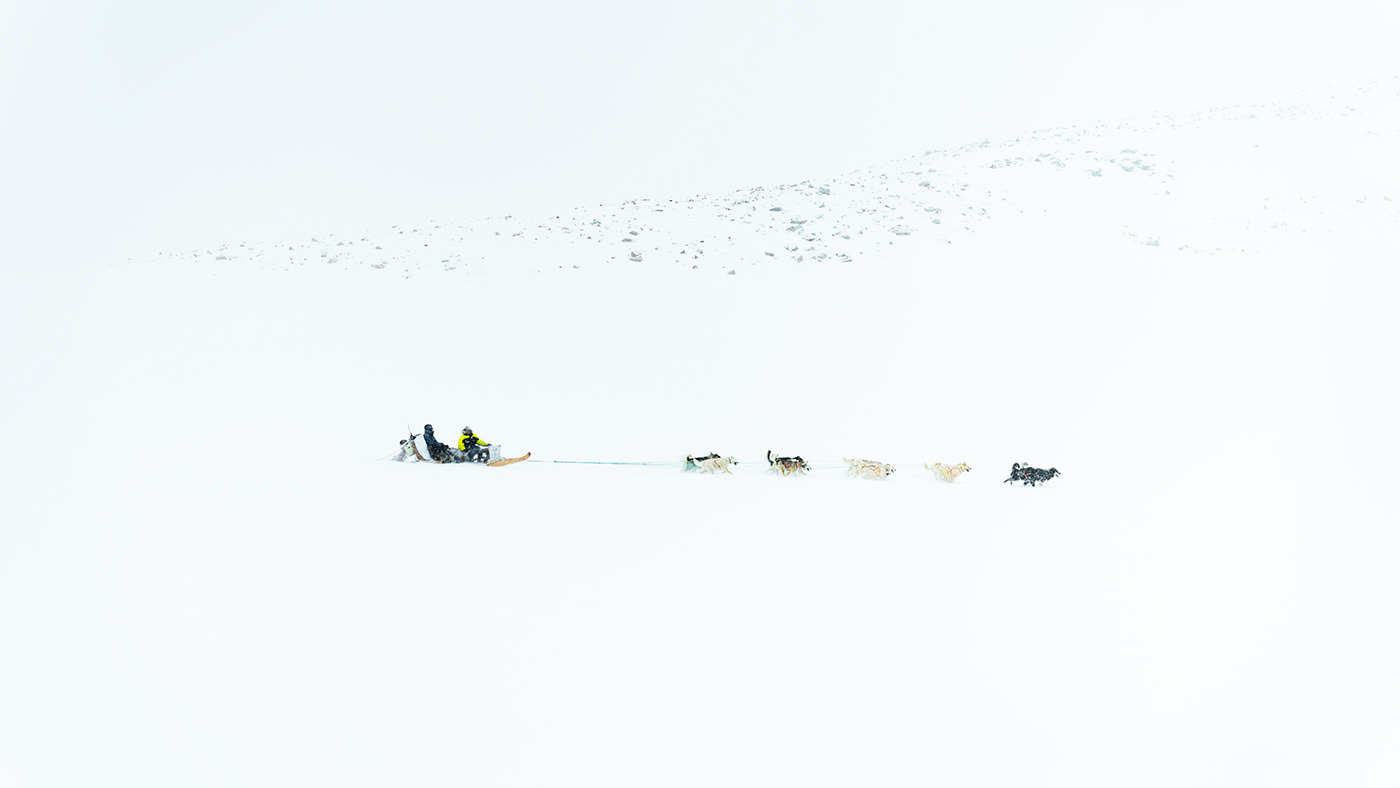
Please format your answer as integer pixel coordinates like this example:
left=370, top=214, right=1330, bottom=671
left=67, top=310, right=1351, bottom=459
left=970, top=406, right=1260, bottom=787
left=1004, top=462, right=1060, bottom=486
left=767, top=450, right=811, bottom=476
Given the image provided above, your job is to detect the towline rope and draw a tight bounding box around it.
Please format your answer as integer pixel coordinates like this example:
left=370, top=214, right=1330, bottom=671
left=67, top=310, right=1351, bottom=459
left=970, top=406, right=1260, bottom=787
left=537, top=457, right=969, bottom=471
left=545, top=459, right=680, bottom=466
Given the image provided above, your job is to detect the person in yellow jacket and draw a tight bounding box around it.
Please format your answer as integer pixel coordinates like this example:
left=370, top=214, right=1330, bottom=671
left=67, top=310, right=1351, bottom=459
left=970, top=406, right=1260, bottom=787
left=458, top=426, right=491, bottom=463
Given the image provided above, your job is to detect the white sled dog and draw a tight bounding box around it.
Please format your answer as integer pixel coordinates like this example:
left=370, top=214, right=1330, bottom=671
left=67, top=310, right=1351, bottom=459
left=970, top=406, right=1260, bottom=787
left=767, top=450, right=811, bottom=476
left=697, top=456, right=739, bottom=474
left=924, top=462, right=971, bottom=482
left=844, top=457, right=896, bottom=479
left=684, top=453, right=720, bottom=471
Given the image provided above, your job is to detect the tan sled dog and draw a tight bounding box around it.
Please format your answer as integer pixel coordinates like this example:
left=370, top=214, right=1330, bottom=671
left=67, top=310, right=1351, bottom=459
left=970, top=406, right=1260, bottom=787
left=925, top=462, right=971, bottom=482
left=844, top=457, right=896, bottom=479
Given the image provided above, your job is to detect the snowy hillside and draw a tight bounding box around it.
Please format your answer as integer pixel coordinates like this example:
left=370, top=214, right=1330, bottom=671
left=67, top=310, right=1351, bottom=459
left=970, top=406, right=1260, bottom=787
left=3, top=78, right=1399, bottom=787
left=151, top=78, right=1397, bottom=277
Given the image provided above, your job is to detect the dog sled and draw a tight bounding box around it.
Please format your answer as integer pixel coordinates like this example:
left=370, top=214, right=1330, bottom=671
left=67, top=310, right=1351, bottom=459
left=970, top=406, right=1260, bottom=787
left=392, top=431, right=531, bottom=467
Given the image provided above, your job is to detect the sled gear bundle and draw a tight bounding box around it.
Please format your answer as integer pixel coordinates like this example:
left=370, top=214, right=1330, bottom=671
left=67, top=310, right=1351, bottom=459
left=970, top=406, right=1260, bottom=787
left=392, top=431, right=435, bottom=463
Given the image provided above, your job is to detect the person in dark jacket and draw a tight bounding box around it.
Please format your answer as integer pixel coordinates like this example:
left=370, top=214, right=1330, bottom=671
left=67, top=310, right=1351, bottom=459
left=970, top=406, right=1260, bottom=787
left=422, top=424, right=453, bottom=462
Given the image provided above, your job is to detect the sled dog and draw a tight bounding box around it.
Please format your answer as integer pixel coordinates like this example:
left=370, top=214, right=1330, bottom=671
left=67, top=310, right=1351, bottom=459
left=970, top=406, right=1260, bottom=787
left=697, top=456, right=738, bottom=474
left=924, top=462, right=971, bottom=482
left=1004, top=463, right=1059, bottom=486
left=844, top=457, right=896, bottom=479
left=767, top=450, right=811, bottom=476
left=685, top=453, right=720, bottom=471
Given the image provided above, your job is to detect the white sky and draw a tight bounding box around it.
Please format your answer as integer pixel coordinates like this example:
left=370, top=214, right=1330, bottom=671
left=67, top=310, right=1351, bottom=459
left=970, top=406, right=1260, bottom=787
left=2, top=0, right=1395, bottom=267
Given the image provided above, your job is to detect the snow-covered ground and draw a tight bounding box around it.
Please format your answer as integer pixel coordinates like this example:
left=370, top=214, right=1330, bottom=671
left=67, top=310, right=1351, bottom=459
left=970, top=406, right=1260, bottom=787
left=3, top=78, right=1400, bottom=786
